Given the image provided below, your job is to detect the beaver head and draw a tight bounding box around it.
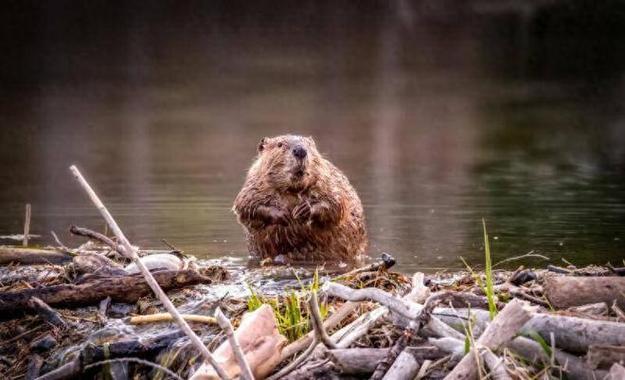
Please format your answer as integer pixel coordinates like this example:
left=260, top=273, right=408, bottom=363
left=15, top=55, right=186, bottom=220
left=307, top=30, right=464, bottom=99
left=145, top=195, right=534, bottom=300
left=252, top=135, right=322, bottom=192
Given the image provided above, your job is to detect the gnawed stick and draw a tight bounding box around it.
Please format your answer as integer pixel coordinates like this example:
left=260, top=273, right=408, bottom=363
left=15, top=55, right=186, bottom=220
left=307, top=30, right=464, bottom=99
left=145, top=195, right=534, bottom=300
left=69, top=165, right=230, bottom=380
left=443, top=299, right=535, bottom=380
left=128, top=313, right=217, bottom=325
left=215, top=308, right=254, bottom=380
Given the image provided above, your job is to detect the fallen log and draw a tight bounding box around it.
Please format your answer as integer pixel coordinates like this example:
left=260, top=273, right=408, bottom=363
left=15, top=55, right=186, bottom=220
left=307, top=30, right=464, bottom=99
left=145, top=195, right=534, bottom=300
left=0, top=247, right=73, bottom=266
left=443, top=299, right=535, bottom=380
left=543, top=275, right=625, bottom=309
left=327, top=346, right=444, bottom=375
left=435, top=307, right=625, bottom=353
left=0, top=270, right=212, bottom=318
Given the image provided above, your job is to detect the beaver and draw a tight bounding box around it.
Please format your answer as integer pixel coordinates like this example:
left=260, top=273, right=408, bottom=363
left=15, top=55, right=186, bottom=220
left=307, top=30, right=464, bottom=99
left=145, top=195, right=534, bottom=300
left=233, top=135, right=367, bottom=265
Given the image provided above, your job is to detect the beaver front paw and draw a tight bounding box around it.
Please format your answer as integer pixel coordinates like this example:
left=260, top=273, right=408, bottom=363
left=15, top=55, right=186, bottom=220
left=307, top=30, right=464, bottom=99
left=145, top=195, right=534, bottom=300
left=292, top=201, right=312, bottom=221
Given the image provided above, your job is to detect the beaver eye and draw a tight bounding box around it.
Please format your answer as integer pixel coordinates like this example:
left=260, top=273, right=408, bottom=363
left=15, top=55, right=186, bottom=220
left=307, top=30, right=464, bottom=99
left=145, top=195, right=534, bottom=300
left=277, top=142, right=283, bottom=148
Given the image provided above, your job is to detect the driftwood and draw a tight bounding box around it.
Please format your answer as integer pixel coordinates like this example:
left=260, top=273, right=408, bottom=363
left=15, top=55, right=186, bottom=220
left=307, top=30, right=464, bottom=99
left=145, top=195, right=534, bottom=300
left=443, top=299, right=535, bottom=380
left=0, top=269, right=211, bottom=318
left=327, top=348, right=388, bottom=374
left=382, top=350, right=419, bottom=380
left=435, top=307, right=625, bottom=353
left=327, top=346, right=444, bottom=375
left=127, top=312, right=217, bottom=325
left=190, top=304, right=287, bottom=380
left=0, top=247, right=73, bottom=265
left=70, top=165, right=230, bottom=380
left=543, top=275, right=625, bottom=308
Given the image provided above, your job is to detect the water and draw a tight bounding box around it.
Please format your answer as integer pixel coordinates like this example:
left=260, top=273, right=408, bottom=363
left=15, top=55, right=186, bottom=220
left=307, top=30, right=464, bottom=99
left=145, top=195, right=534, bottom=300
left=1, top=1, right=624, bottom=273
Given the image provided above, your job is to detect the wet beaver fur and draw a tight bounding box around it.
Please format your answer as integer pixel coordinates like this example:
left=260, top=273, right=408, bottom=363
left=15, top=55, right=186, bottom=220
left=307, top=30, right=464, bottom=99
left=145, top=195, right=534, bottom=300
left=233, top=135, right=367, bottom=265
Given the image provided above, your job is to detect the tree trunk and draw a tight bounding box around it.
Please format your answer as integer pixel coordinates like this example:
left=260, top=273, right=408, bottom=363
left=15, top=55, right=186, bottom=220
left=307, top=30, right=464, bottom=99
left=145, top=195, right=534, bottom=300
left=0, top=247, right=73, bottom=265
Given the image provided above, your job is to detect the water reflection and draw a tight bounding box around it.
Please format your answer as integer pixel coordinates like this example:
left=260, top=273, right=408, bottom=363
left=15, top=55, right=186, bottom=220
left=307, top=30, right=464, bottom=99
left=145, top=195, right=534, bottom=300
left=0, top=1, right=624, bottom=272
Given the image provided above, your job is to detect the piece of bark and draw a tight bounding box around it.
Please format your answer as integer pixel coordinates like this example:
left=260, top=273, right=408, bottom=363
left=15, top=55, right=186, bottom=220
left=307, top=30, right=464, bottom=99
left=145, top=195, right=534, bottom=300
left=544, top=276, right=625, bottom=309
left=608, top=363, right=625, bottom=379
left=0, top=270, right=212, bottom=319
left=443, top=299, right=535, bottom=380
left=0, top=247, right=73, bottom=265
left=27, top=297, right=67, bottom=328
left=382, top=350, right=420, bottom=380
left=190, top=304, right=288, bottom=380
left=587, top=345, right=625, bottom=369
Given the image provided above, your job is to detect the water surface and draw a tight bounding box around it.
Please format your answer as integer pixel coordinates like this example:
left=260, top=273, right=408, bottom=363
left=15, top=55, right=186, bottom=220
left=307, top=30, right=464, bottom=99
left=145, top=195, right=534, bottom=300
left=1, top=1, right=624, bottom=272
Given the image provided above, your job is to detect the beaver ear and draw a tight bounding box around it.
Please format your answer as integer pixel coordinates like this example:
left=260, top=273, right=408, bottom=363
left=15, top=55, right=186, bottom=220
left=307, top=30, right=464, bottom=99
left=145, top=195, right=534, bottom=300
left=258, top=137, right=267, bottom=153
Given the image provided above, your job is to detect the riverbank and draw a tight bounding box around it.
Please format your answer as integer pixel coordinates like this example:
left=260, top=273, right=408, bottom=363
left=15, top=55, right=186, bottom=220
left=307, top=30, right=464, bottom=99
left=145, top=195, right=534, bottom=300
left=1, top=234, right=624, bottom=379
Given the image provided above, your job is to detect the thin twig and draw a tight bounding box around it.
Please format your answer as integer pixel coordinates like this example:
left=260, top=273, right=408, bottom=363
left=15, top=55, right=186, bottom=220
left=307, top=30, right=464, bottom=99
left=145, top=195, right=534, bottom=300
left=215, top=307, right=254, bottom=380
left=69, top=165, right=230, bottom=380
left=308, top=292, right=336, bottom=349
left=23, top=203, right=31, bottom=247
left=493, top=251, right=549, bottom=268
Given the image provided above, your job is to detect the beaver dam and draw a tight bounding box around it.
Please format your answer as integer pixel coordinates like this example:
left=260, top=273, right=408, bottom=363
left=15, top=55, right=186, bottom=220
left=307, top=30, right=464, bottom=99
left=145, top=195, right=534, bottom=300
left=1, top=166, right=625, bottom=380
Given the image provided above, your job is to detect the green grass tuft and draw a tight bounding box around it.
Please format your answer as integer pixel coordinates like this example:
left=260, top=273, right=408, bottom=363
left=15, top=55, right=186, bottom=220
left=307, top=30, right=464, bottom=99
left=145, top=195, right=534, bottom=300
left=482, top=218, right=497, bottom=320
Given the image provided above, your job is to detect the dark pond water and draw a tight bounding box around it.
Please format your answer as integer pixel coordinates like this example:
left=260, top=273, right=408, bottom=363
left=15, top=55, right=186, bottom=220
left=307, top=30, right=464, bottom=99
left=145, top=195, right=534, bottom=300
left=1, top=1, right=624, bottom=272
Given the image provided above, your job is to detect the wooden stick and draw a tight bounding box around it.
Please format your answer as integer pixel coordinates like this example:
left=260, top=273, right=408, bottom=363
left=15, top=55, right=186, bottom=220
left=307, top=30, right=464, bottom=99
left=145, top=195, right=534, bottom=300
left=23, top=203, right=31, bottom=246
left=0, top=247, right=73, bottom=266
left=215, top=308, right=254, bottom=380
left=280, top=301, right=358, bottom=360
left=443, top=299, right=535, bottom=380
left=128, top=313, right=217, bottom=325
left=308, top=292, right=336, bottom=349
left=69, top=165, right=229, bottom=380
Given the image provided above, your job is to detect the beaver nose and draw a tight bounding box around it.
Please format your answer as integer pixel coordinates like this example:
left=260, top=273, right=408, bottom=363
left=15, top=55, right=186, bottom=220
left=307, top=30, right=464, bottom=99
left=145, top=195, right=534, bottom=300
left=292, top=146, right=307, bottom=160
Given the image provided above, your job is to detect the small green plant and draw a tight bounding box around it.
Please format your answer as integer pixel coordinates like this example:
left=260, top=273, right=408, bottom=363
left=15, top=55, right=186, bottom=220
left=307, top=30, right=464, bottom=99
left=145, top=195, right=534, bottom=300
left=246, top=283, right=263, bottom=312
left=482, top=218, right=497, bottom=320
left=245, top=268, right=328, bottom=342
